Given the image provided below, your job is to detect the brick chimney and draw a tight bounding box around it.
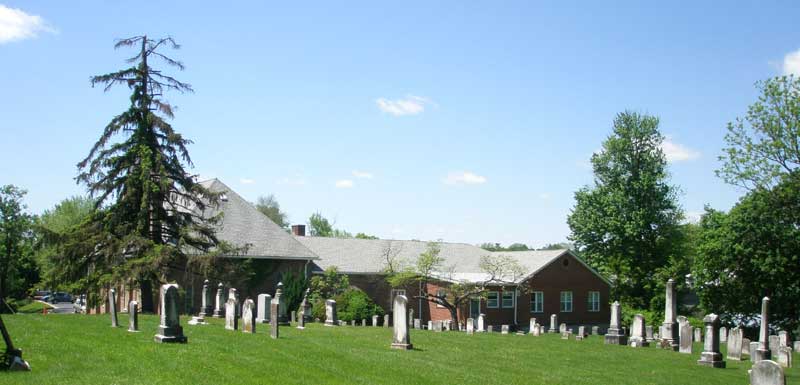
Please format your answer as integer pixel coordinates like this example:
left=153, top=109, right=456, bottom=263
left=291, top=224, right=306, bottom=237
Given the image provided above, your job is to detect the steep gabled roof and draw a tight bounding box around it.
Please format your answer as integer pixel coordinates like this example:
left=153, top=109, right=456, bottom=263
left=196, top=179, right=318, bottom=260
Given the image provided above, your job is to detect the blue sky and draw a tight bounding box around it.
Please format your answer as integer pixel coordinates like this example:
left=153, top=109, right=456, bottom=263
left=2, top=1, right=799, bottom=247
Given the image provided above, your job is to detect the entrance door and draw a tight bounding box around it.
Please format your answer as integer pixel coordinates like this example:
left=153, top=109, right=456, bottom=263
left=469, top=298, right=480, bottom=319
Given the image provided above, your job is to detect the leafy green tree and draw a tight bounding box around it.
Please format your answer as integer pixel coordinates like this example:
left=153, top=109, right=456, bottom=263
left=34, top=196, right=95, bottom=288
left=537, top=242, right=573, bottom=250
left=354, top=233, right=378, bottom=240
left=334, top=288, right=384, bottom=322
left=567, top=111, right=683, bottom=309
left=387, top=242, right=526, bottom=324
left=75, top=36, right=220, bottom=311
left=0, top=185, right=37, bottom=304
left=308, top=212, right=333, bottom=237
left=280, top=270, right=308, bottom=313
left=255, top=194, right=289, bottom=229
left=309, top=266, right=349, bottom=300
left=479, top=242, right=529, bottom=251
left=717, top=75, right=800, bottom=190
left=692, top=172, right=800, bottom=331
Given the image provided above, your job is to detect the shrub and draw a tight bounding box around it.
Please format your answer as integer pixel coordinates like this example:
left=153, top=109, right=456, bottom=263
left=336, top=288, right=383, bottom=322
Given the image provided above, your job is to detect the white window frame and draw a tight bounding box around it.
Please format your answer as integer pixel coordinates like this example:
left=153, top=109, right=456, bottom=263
left=560, top=291, right=573, bottom=313
left=501, top=291, right=514, bottom=308
left=588, top=291, right=600, bottom=312
left=530, top=291, right=543, bottom=313
left=486, top=291, right=499, bottom=308
left=436, top=288, right=446, bottom=308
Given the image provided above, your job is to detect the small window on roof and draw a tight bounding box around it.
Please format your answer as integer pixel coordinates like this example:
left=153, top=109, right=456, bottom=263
left=220, top=193, right=228, bottom=202
left=562, top=258, right=569, bottom=267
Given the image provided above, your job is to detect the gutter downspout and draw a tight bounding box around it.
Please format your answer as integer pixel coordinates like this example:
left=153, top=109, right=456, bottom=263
left=513, top=286, right=518, bottom=326
left=418, top=280, right=423, bottom=322
left=304, top=260, right=310, bottom=280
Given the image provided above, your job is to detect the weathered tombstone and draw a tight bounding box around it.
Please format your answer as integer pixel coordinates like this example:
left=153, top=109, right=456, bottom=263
left=427, top=320, right=433, bottom=330
left=231, top=288, right=241, bottom=319
left=385, top=314, right=391, bottom=328
left=436, top=321, right=444, bottom=332
left=413, top=319, right=420, bottom=329
left=532, top=323, right=541, bottom=336
left=591, top=326, right=599, bottom=335
left=719, top=326, right=728, bottom=344
left=540, top=325, right=546, bottom=335
left=0, top=313, right=31, bottom=371
left=694, top=327, right=702, bottom=342
left=755, top=297, right=772, bottom=362
left=659, top=279, right=679, bottom=350
left=199, top=279, right=213, bottom=317
left=559, top=323, right=567, bottom=334
left=629, top=314, right=649, bottom=347
left=324, top=299, right=337, bottom=326
left=290, top=311, right=296, bottom=324
left=274, top=282, right=289, bottom=325
left=561, top=328, right=571, bottom=340
left=242, top=299, right=256, bottom=333
left=270, top=300, right=279, bottom=339
left=727, top=327, right=743, bottom=360
left=605, top=301, right=627, bottom=345
left=645, top=325, right=654, bottom=342
left=212, top=283, right=225, bottom=317
left=770, top=335, right=780, bottom=358
left=697, top=313, right=725, bottom=368
left=549, top=314, right=557, bottom=333
left=679, top=316, right=692, bottom=354
left=778, top=331, right=789, bottom=348
left=576, top=326, right=586, bottom=340
left=256, top=294, right=272, bottom=323
left=749, top=360, right=786, bottom=385
left=466, top=318, right=474, bottom=335
left=408, top=309, right=414, bottom=326
left=372, top=315, right=379, bottom=327
left=529, top=318, right=536, bottom=333
left=777, top=347, right=793, bottom=368
left=501, top=325, right=510, bottom=334
left=487, top=325, right=494, bottom=333
left=743, top=338, right=752, bottom=358
left=477, top=314, right=486, bottom=332
left=338, top=320, right=345, bottom=326
left=298, top=290, right=309, bottom=329
left=109, top=288, right=119, bottom=328
left=794, top=341, right=800, bottom=352
left=390, top=295, right=412, bottom=350
left=128, top=300, right=139, bottom=332
left=224, top=296, right=238, bottom=331
left=751, top=341, right=761, bottom=363
left=154, top=284, right=187, bottom=343
left=361, top=319, right=366, bottom=327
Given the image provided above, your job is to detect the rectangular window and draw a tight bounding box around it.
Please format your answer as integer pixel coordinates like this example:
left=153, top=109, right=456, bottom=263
left=530, top=291, right=543, bottom=313
left=501, top=291, right=515, bottom=308
left=560, top=291, right=573, bottom=312
left=487, top=291, right=499, bottom=308
left=436, top=288, right=446, bottom=308
left=588, top=291, right=600, bottom=312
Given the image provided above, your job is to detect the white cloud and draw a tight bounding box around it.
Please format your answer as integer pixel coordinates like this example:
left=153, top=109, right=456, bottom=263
left=239, top=178, right=255, bottom=185
left=0, top=5, right=55, bottom=44
left=783, top=48, right=800, bottom=76
left=352, top=170, right=373, bottom=179
left=443, top=171, right=487, bottom=185
left=335, top=179, right=353, bottom=188
left=376, top=95, right=433, bottom=116
left=661, top=138, right=700, bottom=162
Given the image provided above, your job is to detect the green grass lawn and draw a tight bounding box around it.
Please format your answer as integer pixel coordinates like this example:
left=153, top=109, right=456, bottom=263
left=0, top=313, right=797, bottom=385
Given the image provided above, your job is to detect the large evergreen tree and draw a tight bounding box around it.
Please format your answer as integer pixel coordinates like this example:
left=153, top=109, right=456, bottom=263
left=567, top=111, right=683, bottom=309
left=0, top=185, right=37, bottom=305
left=76, top=36, right=219, bottom=311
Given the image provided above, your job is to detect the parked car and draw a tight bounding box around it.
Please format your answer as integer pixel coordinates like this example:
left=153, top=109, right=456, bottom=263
left=48, top=292, right=72, bottom=303
left=33, top=290, right=51, bottom=300
left=73, top=294, right=87, bottom=314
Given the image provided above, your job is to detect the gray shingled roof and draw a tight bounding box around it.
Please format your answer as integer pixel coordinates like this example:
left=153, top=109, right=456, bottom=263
left=296, top=236, right=580, bottom=283
left=197, top=179, right=318, bottom=260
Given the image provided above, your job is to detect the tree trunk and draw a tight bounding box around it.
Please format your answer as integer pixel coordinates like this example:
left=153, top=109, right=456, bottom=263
left=140, top=279, right=154, bottom=313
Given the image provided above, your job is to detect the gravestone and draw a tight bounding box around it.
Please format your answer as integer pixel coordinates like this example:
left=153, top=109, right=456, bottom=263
left=427, top=320, right=433, bottom=330
left=778, top=331, right=789, bottom=348
left=466, top=318, right=474, bottom=335
left=199, top=279, right=213, bottom=317
left=679, top=316, right=692, bottom=354
left=559, top=322, right=566, bottom=334
left=385, top=314, right=391, bottom=328
left=298, top=289, right=309, bottom=329
left=297, top=310, right=307, bottom=329
left=660, top=279, right=679, bottom=350
left=109, top=288, right=119, bottom=328
left=532, top=324, right=540, bottom=336
left=645, top=325, right=654, bottom=342
left=270, top=300, right=279, bottom=339
left=743, top=338, right=752, bottom=358
left=373, top=315, right=379, bottom=327
left=128, top=300, right=139, bottom=332
left=529, top=318, right=536, bottom=333
left=719, top=326, right=727, bottom=343
left=694, top=327, right=702, bottom=342
left=154, top=284, right=187, bottom=343
left=256, top=294, right=272, bottom=323
left=751, top=341, right=761, bottom=363
left=561, top=329, right=571, bottom=340
left=576, top=326, right=586, bottom=340
left=413, top=319, right=420, bottom=329
left=290, top=311, right=296, bottom=324
left=212, top=283, right=225, bottom=317
left=755, top=297, right=772, bottom=362
left=749, top=360, right=786, bottom=385
left=727, top=327, right=743, bottom=360
left=794, top=341, right=800, bottom=352
left=390, top=295, right=412, bottom=350
left=697, top=313, right=725, bottom=368
left=324, top=299, right=338, bottom=326
left=242, top=299, right=256, bottom=333
left=477, top=314, right=486, bottom=332
left=0, top=313, right=31, bottom=371
left=274, top=282, right=289, bottom=325
left=777, top=347, right=793, bottom=368
left=770, top=335, right=780, bottom=358
left=629, top=314, right=649, bottom=347
left=362, top=319, right=367, bottom=327
left=549, top=314, right=557, bottom=333
left=501, top=325, right=510, bottom=334
left=339, top=320, right=345, bottom=326
left=231, top=288, right=241, bottom=319
left=488, top=325, right=494, bottom=333
left=605, top=301, right=627, bottom=345
left=592, top=326, right=599, bottom=335
left=409, top=309, right=414, bottom=326
left=224, top=296, right=238, bottom=331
